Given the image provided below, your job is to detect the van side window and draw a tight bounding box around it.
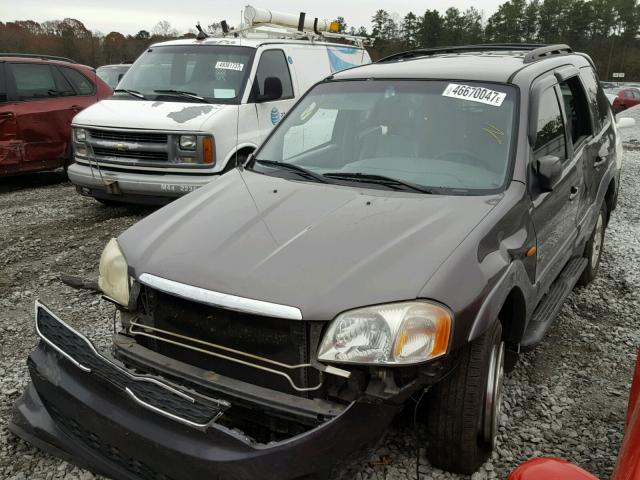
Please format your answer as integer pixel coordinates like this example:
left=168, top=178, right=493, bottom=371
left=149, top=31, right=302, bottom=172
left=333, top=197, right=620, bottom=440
left=9, top=63, right=57, bottom=101
left=559, top=77, right=593, bottom=145
left=254, top=50, right=294, bottom=101
left=283, top=108, right=339, bottom=159
left=579, top=67, right=611, bottom=130
left=534, top=87, right=567, bottom=162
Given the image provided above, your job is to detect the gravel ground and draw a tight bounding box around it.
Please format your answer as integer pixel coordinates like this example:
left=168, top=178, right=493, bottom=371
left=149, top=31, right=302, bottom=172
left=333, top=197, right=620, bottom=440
left=1, top=125, right=640, bottom=479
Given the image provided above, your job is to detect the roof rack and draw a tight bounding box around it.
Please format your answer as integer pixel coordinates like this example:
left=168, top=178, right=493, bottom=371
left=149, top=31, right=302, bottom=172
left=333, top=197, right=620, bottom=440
left=378, top=43, right=572, bottom=64
left=0, top=53, right=76, bottom=63
left=209, top=5, right=372, bottom=48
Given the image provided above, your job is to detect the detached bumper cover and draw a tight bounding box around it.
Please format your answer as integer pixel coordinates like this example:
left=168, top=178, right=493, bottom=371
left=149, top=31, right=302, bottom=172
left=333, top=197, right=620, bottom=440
left=10, top=303, right=399, bottom=480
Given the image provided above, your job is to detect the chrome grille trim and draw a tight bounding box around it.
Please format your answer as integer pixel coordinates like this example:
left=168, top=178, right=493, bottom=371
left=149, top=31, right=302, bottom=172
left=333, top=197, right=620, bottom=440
left=138, top=273, right=304, bottom=321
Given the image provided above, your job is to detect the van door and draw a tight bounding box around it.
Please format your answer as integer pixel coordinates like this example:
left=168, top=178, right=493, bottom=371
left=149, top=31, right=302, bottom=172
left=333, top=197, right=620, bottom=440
left=530, top=82, right=581, bottom=291
left=252, top=49, right=297, bottom=142
left=0, top=63, right=22, bottom=175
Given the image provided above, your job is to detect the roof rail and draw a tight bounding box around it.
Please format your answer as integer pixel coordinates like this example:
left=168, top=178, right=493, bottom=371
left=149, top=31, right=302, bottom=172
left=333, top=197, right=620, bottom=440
left=378, top=43, right=572, bottom=64
left=0, top=53, right=76, bottom=63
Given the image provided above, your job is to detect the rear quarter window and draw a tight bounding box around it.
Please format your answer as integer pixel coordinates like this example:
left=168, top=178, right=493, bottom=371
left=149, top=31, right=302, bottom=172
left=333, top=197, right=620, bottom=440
left=60, top=67, right=95, bottom=95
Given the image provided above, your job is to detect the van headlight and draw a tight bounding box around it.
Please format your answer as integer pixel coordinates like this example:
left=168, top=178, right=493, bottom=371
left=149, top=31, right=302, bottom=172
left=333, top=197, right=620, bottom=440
left=317, top=301, right=452, bottom=365
left=179, top=135, right=197, bottom=150
left=74, top=128, right=87, bottom=142
left=98, top=238, right=130, bottom=306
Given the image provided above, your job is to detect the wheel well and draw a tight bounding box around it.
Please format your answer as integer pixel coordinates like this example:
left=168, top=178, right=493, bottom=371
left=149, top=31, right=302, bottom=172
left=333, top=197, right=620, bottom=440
left=223, top=146, right=255, bottom=173
left=604, top=178, right=616, bottom=223
left=498, top=287, right=527, bottom=344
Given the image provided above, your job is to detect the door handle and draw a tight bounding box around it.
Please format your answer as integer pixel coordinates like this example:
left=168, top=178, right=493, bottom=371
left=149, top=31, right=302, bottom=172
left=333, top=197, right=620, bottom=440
left=569, top=186, right=579, bottom=201
left=594, top=156, right=607, bottom=168
left=0, top=111, right=14, bottom=119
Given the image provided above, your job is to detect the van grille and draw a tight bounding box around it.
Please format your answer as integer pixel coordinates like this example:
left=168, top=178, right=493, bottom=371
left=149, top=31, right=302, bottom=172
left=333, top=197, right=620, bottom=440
left=88, top=129, right=168, bottom=144
left=92, top=146, right=168, bottom=162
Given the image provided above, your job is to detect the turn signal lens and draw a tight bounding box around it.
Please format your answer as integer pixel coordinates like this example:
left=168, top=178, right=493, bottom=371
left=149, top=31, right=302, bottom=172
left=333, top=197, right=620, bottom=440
left=318, top=301, right=452, bottom=365
left=202, top=136, right=215, bottom=164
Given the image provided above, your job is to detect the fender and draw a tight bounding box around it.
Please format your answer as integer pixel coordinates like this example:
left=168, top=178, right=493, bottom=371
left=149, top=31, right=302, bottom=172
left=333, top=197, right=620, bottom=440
left=224, top=142, right=258, bottom=165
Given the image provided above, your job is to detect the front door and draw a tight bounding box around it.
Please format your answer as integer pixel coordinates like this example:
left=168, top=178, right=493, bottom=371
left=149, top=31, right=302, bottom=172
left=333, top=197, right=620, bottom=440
left=252, top=49, right=297, bottom=142
left=530, top=84, right=581, bottom=291
left=6, top=62, right=71, bottom=173
left=0, top=63, right=22, bottom=175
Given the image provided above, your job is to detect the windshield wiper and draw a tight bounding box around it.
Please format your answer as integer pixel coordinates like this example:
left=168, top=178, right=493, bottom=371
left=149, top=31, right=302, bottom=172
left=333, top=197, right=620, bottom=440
left=153, top=89, right=209, bottom=103
left=113, top=88, right=146, bottom=100
left=255, top=159, right=328, bottom=183
left=323, top=172, right=436, bottom=194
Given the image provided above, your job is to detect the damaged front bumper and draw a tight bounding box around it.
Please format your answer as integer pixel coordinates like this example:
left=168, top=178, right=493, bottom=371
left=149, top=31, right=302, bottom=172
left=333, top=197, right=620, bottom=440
left=10, top=303, right=401, bottom=480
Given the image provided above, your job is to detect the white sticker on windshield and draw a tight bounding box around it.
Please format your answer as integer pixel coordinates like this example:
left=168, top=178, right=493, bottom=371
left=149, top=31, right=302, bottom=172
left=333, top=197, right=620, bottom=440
left=442, top=83, right=506, bottom=107
left=215, top=61, right=244, bottom=71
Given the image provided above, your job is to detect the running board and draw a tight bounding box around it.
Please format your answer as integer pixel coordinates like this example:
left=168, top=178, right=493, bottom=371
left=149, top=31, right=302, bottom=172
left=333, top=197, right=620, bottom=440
left=520, top=257, right=587, bottom=351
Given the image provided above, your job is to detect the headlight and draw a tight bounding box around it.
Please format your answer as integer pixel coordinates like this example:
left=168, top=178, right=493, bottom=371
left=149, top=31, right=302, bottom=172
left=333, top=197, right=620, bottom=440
left=317, top=301, right=451, bottom=365
left=98, top=238, right=130, bottom=306
left=74, top=128, right=87, bottom=142
left=179, top=135, right=197, bottom=150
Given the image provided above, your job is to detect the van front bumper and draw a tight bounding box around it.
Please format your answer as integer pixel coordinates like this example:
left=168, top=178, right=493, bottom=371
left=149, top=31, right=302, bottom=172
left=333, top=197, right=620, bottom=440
left=10, top=304, right=400, bottom=480
left=68, top=162, right=216, bottom=205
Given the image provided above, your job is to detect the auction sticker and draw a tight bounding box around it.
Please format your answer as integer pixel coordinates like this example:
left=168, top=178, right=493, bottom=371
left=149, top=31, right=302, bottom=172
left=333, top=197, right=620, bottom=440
left=442, top=83, right=506, bottom=107
left=216, top=61, right=244, bottom=71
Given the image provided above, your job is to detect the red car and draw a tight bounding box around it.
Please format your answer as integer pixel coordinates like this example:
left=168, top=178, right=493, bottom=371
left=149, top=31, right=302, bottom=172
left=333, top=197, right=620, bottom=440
left=0, top=54, right=111, bottom=177
left=509, top=350, right=640, bottom=480
left=612, top=88, right=640, bottom=113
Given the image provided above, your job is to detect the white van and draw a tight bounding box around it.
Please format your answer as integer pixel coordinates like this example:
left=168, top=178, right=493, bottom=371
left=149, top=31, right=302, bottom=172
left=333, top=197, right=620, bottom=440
left=69, top=10, right=371, bottom=204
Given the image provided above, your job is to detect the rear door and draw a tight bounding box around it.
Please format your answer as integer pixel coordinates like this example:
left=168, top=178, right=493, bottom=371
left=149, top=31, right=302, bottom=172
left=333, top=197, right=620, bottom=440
left=6, top=62, right=71, bottom=172
left=530, top=80, right=581, bottom=290
left=578, top=67, right=615, bottom=214
left=252, top=48, right=297, bottom=141
left=0, top=62, right=22, bottom=175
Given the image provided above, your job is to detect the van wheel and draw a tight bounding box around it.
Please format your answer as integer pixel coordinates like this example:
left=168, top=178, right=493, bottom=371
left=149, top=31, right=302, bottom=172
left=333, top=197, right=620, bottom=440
left=578, top=203, right=607, bottom=286
left=223, top=152, right=250, bottom=173
left=425, top=321, right=504, bottom=474
left=95, top=198, right=122, bottom=207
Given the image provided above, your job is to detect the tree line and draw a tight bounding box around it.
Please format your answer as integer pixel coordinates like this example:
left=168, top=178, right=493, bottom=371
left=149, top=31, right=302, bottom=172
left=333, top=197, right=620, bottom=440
left=1, top=0, right=640, bottom=80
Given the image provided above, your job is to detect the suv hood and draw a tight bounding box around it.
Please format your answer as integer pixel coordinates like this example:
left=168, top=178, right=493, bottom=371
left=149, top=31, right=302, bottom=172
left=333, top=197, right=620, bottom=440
left=73, top=99, right=228, bottom=131
left=119, top=170, right=502, bottom=320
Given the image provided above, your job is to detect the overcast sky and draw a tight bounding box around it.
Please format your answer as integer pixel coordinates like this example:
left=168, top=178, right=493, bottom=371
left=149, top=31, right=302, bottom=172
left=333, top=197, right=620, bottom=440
left=3, top=1, right=505, bottom=35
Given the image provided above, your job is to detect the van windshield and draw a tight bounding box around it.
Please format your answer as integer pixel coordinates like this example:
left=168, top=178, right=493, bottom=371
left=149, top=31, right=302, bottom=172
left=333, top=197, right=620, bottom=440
left=117, top=45, right=255, bottom=104
left=254, top=80, right=517, bottom=194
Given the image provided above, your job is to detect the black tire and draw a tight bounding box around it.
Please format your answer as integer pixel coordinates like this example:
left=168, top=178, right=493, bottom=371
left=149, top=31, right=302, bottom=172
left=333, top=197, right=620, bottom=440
left=578, top=203, right=607, bottom=286
left=95, top=198, right=122, bottom=207
left=425, top=321, right=504, bottom=474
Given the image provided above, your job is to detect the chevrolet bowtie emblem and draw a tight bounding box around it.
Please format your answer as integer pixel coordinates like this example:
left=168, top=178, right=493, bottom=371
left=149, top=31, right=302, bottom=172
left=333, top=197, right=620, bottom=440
left=115, top=143, right=128, bottom=151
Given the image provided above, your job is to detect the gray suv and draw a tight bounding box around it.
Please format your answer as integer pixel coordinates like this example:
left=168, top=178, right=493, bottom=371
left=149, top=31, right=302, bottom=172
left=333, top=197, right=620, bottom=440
left=11, top=44, right=636, bottom=479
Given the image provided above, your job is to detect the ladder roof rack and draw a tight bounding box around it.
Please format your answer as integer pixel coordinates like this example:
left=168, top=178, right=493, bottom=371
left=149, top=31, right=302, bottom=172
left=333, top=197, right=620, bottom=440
left=0, top=53, right=77, bottom=63
left=378, top=43, right=572, bottom=64
left=209, top=5, right=372, bottom=48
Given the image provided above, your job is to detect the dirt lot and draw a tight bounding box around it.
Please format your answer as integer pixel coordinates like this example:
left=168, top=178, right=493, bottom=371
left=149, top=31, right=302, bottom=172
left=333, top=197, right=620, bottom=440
left=1, top=139, right=640, bottom=479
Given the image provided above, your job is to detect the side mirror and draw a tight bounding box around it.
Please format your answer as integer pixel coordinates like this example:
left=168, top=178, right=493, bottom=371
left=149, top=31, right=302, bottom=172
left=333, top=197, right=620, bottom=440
left=257, top=77, right=283, bottom=103
left=617, top=117, right=636, bottom=129
left=537, top=155, right=562, bottom=192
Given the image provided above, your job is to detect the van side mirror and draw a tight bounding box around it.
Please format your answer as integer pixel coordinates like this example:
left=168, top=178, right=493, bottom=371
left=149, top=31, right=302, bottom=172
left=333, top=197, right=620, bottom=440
left=617, top=117, right=635, bottom=129
left=257, top=77, right=283, bottom=103
left=537, top=155, right=562, bottom=192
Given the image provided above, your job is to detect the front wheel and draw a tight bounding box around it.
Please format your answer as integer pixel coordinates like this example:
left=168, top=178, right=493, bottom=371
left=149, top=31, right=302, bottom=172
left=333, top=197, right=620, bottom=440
left=578, top=203, right=607, bottom=286
left=424, top=321, right=504, bottom=474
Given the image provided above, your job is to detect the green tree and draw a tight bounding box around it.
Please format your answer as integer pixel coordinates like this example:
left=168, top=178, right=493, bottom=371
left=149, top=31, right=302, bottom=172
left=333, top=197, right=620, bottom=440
left=401, top=12, right=420, bottom=47
left=418, top=9, right=443, bottom=47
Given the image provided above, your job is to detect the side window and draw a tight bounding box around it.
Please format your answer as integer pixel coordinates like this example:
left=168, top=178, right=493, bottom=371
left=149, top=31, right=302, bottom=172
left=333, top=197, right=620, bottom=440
left=534, top=87, right=567, bottom=162
left=283, top=107, right=339, bottom=159
left=60, top=67, right=95, bottom=95
left=559, top=77, right=593, bottom=145
left=9, top=63, right=57, bottom=101
left=579, top=67, right=610, bottom=131
left=0, top=64, right=6, bottom=103
left=253, top=50, right=294, bottom=101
